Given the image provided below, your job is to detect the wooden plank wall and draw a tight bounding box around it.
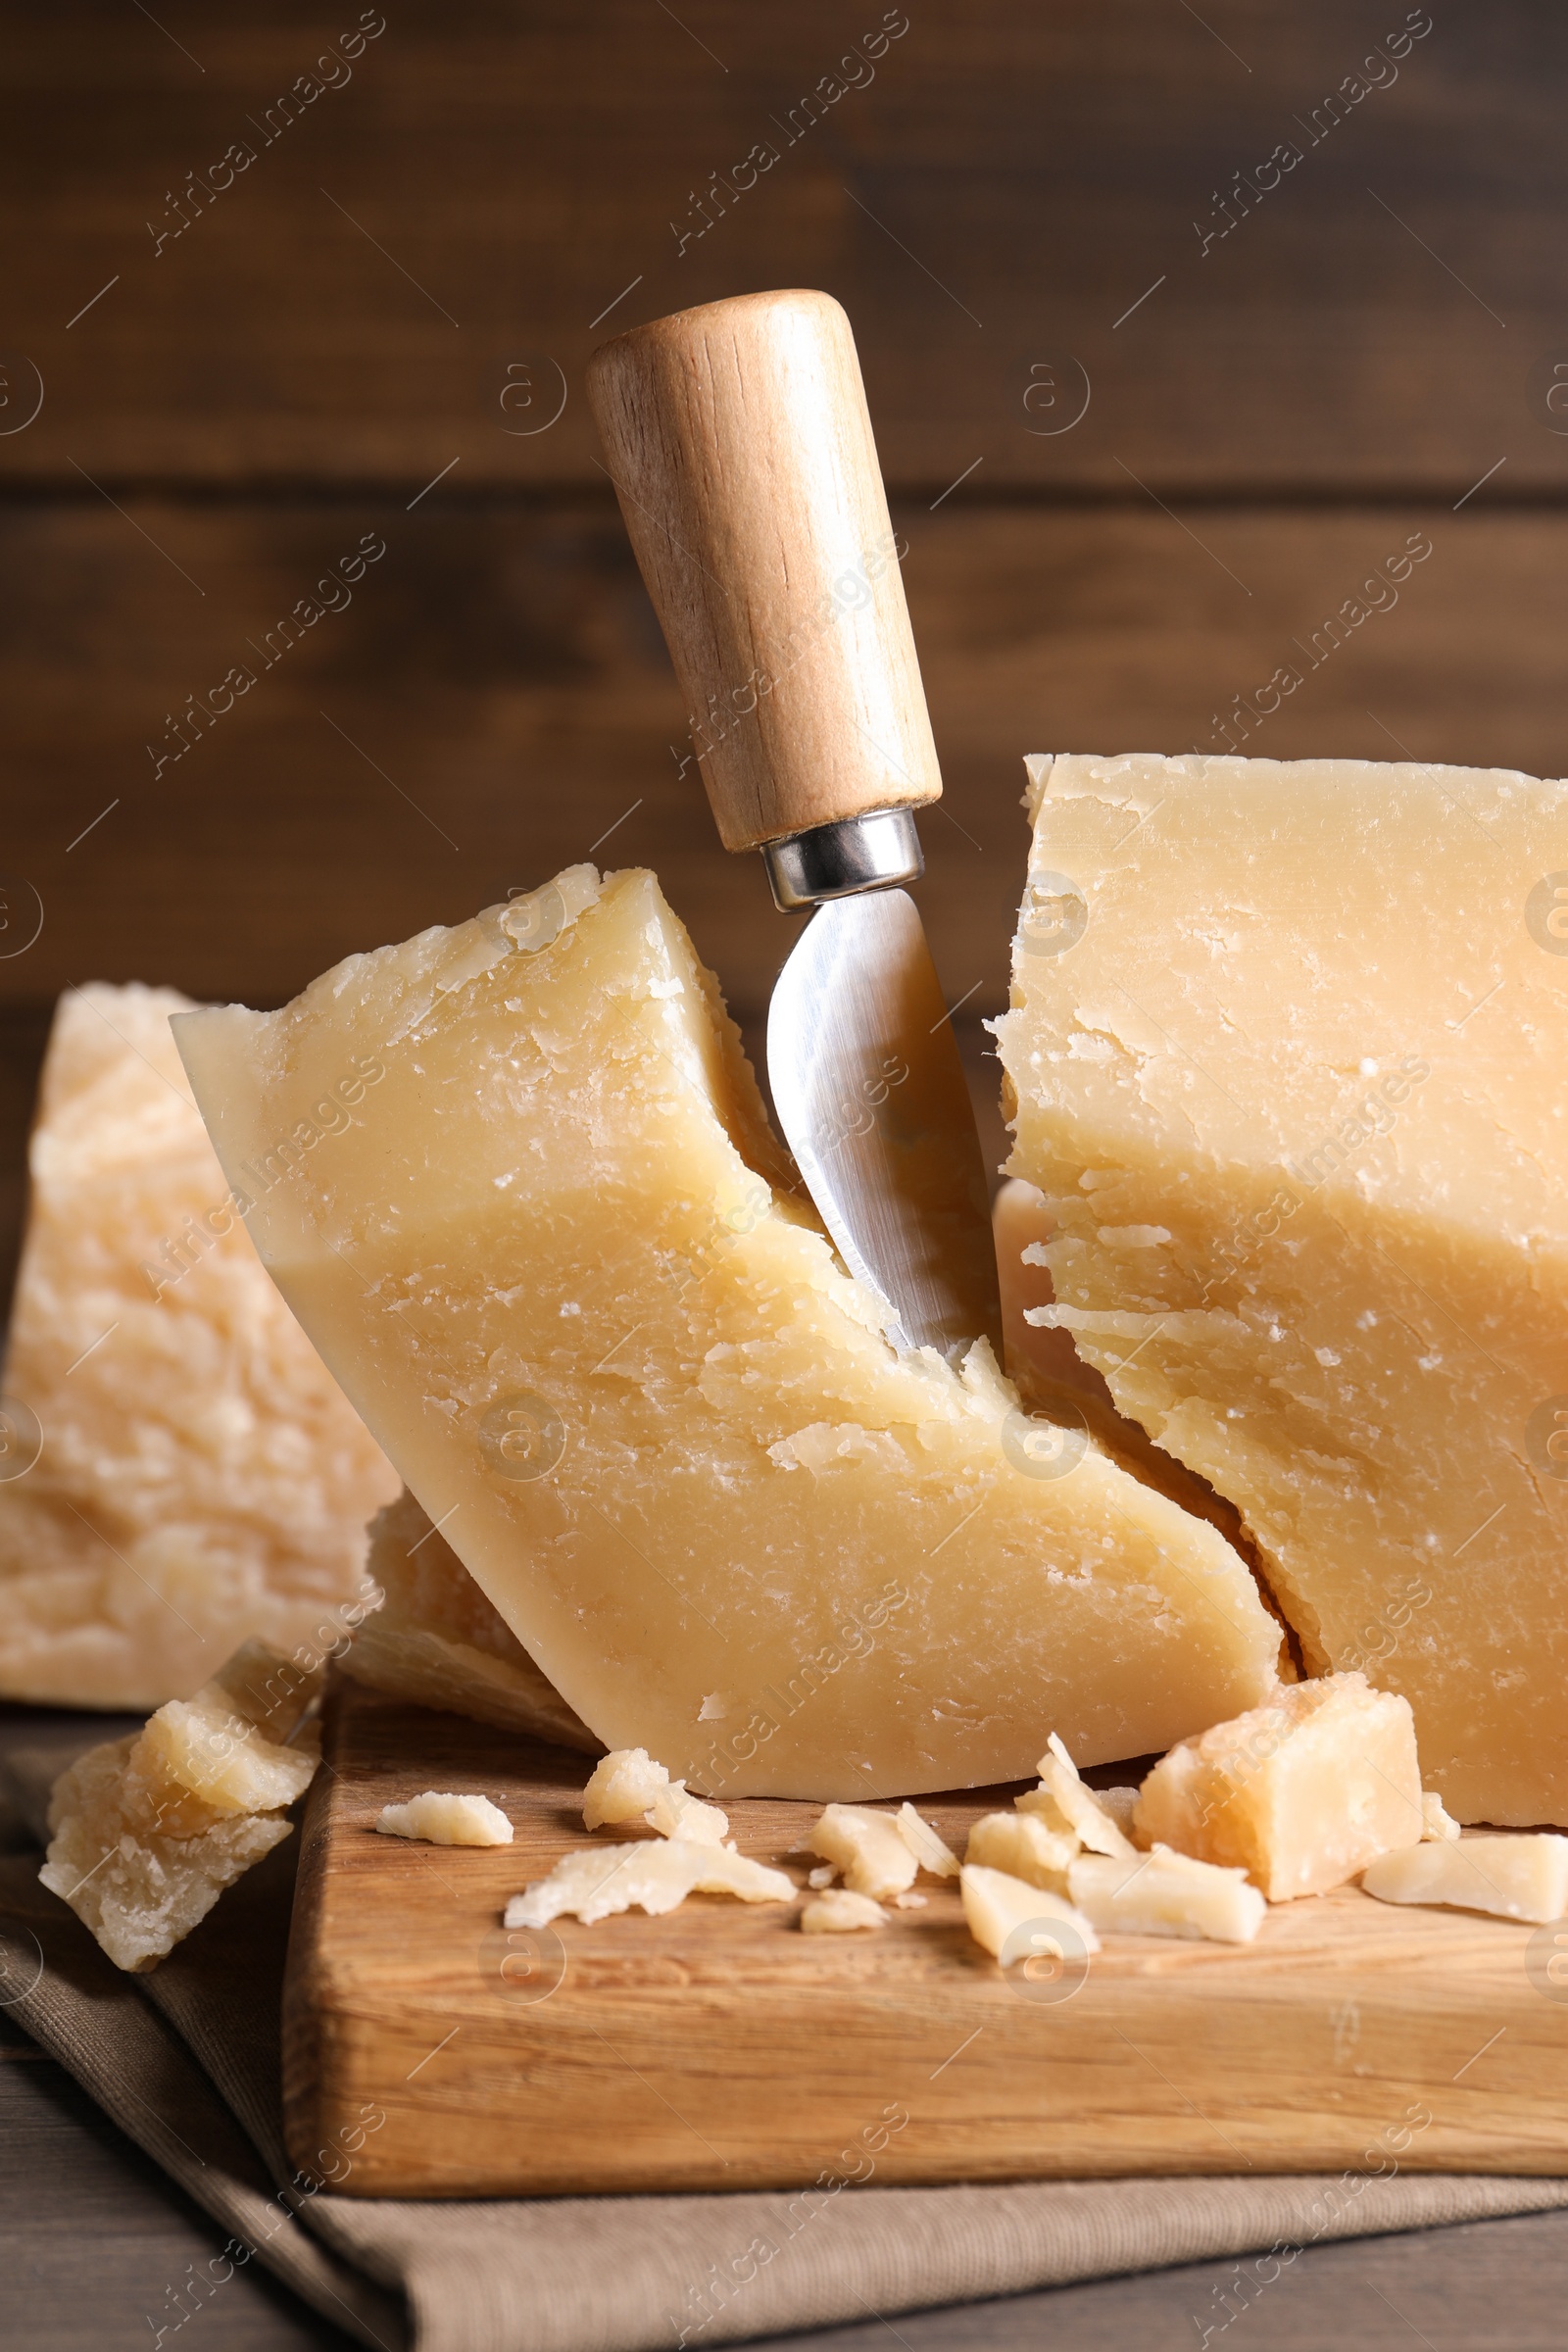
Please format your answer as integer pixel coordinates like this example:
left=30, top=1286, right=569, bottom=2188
left=3, top=1, right=1564, bottom=1292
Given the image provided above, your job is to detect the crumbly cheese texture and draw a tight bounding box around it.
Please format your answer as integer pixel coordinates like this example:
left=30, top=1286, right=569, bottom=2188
left=39, top=1639, right=321, bottom=1971
left=1068, top=1846, right=1266, bottom=1944
left=997, top=753, right=1568, bottom=1825
left=375, top=1790, right=513, bottom=1845
left=1134, top=1673, right=1423, bottom=1899
left=808, top=1803, right=919, bottom=1900
left=342, top=1490, right=599, bottom=1754
left=801, top=1887, right=885, bottom=1933
left=1361, top=1835, right=1568, bottom=1924
left=581, top=1746, right=730, bottom=1844
left=959, top=1864, right=1100, bottom=1962
left=965, top=1808, right=1075, bottom=1891
left=0, top=985, right=398, bottom=1708
left=505, top=1838, right=795, bottom=1928
left=173, top=865, right=1284, bottom=1798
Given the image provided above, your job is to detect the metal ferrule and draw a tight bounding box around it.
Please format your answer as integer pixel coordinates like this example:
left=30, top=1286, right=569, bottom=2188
left=760, top=807, right=925, bottom=912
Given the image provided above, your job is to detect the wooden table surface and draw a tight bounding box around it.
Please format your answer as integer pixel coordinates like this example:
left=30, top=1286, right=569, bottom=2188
left=5, top=4, right=1568, bottom=2341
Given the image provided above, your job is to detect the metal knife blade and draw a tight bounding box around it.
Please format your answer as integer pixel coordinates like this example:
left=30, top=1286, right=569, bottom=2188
left=767, top=888, right=1002, bottom=1362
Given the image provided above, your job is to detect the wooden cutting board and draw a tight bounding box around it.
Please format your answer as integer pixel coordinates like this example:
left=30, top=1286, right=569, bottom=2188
left=283, top=1680, right=1568, bottom=2198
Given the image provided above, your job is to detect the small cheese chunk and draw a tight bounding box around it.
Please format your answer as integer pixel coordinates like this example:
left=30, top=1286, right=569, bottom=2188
left=808, top=1804, right=919, bottom=1900
left=343, top=1491, right=600, bottom=1753
left=960, top=1864, right=1100, bottom=1962
left=582, top=1748, right=669, bottom=1830
left=173, top=863, right=1286, bottom=1799
left=999, top=751, right=1568, bottom=1827
left=966, top=1808, right=1077, bottom=1890
left=1133, top=1674, right=1422, bottom=1898
left=807, top=1864, right=837, bottom=1888
left=896, top=1801, right=959, bottom=1878
left=1031, top=1733, right=1137, bottom=1857
left=375, top=1791, right=513, bottom=1846
left=1361, top=1836, right=1568, bottom=1925
left=1422, top=1791, right=1461, bottom=1842
left=505, top=1839, right=795, bottom=1927
left=1068, top=1845, right=1265, bottom=1943
left=801, top=1888, right=885, bottom=1934
left=893, top=1891, right=927, bottom=1909
left=38, top=1640, right=321, bottom=1971
left=0, top=984, right=398, bottom=1709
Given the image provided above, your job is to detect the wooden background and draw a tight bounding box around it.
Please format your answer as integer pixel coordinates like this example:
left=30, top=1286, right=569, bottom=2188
left=7, top=4, right=1568, bottom=2341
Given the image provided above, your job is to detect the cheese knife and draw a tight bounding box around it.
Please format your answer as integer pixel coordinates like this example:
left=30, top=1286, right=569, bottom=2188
left=587, top=288, right=1001, bottom=1363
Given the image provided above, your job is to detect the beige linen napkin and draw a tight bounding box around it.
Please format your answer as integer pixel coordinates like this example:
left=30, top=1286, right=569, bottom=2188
left=4, top=1743, right=1568, bottom=2352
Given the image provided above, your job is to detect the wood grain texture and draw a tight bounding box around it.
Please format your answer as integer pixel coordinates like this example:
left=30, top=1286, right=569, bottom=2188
left=589, top=290, right=941, bottom=847
left=3, top=499, right=1566, bottom=1032
left=3, top=4, right=1566, bottom=494
left=284, top=1683, right=1568, bottom=2200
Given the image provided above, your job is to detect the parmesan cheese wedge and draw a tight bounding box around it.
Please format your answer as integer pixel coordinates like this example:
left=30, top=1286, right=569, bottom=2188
left=959, top=1863, right=1100, bottom=1962
left=1361, top=1835, right=1568, bottom=1925
left=172, top=864, right=1286, bottom=1798
left=0, top=985, right=397, bottom=1709
left=998, top=751, right=1568, bottom=1825
left=375, top=1790, right=513, bottom=1846
left=504, top=1839, right=795, bottom=1928
left=1133, top=1673, right=1423, bottom=1898
left=39, top=1638, right=320, bottom=1971
left=1068, top=1845, right=1266, bottom=1943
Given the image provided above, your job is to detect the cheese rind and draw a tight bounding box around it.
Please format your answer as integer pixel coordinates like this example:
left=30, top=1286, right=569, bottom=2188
left=1068, top=1845, right=1266, bottom=1943
left=38, top=1639, right=321, bottom=1970
left=174, top=865, right=1285, bottom=1797
left=1361, top=1836, right=1568, bottom=1924
left=1133, top=1673, right=1423, bottom=1898
left=504, top=1839, right=795, bottom=1927
left=998, top=752, right=1568, bottom=1825
left=375, top=1790, right=513, bottom=1845
left=343, top=1491, right=600, bottom=1754
left=0, top=986, right=399, bottom=1709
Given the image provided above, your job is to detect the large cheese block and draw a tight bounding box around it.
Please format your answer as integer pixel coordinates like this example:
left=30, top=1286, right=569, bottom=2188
left=173, top=864, right=1284, bottom=1798
left=0, top=985, right=399, bottom=1707
left=996, top=753, right=1568, bottom=1824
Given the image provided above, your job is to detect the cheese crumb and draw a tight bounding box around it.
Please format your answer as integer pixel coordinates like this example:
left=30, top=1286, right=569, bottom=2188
left=1422, top=1790, right=1461, bottom=1842
left=581, top=1746, right=730, bottom=1844
left=1068, top=1844, right=1265, bottom=1943
left=807, top=1864, right=837, bottom=1888
left=505, top=1839, right=794, bottom=1927
left=39, top=1639, right=321, bottom=1972
left=801, top=1888, right=885, bottom=1934
left=893, top=1891, right=928, bottom=1909
left=582, top=1747, right=667, bottom=1829
left=808, top=1804, right=918, bottom=1900
left=1024, top=1734, right=1137, bottom=1857
left=959, top=1864, right=1100, bottom=1962
left=965, top=1809, right=1077, bottom=1891
left=1361, top=1835, right=1568, bottom=1925
left=1097, top=1787, right=1144, bottom=1840
left=375, top=1791, right=513, bottom=1846
left=896, top=1801, right=959, bottom=1879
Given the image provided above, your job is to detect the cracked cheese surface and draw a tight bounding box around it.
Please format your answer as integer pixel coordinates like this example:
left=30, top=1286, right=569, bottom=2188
left=174, top=862, right=1282, bottom=1798
left=997, top=753, right=1568, bottom=1825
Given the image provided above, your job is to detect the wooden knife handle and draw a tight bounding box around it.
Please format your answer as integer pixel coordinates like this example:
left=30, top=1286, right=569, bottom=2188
left=587, top=289, right=942, bottom=854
